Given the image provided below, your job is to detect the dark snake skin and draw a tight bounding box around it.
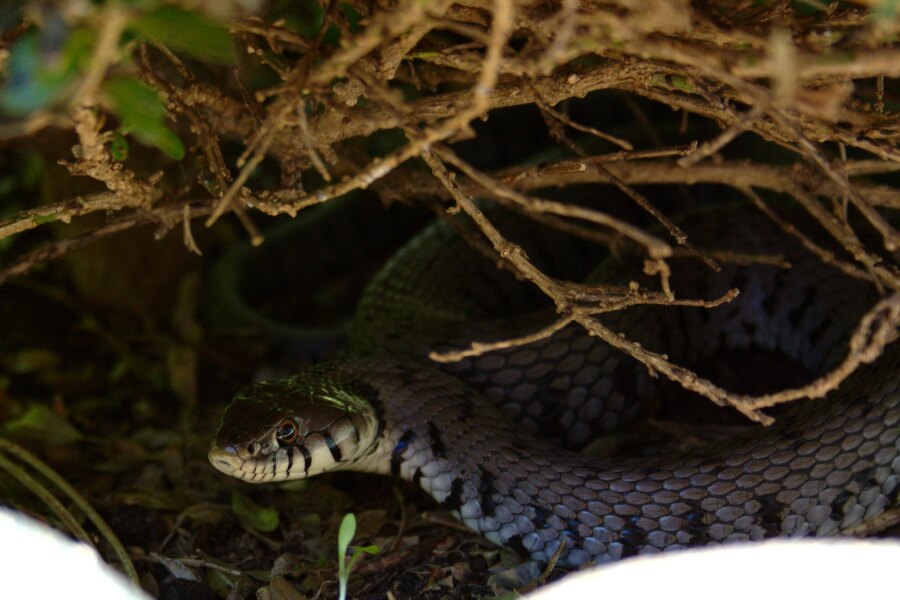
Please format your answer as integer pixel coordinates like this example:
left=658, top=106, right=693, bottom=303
left=210, top=207, right=900, bottom=567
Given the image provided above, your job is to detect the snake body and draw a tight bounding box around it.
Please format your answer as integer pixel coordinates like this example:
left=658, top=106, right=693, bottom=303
left=209, top=206, right=900, bottom=567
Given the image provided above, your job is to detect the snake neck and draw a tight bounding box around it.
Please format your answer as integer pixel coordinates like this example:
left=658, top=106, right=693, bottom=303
left=338, top=355, right=900, bottom=568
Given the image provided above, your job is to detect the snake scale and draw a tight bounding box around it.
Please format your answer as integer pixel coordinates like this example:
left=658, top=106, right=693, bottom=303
left=209, top=205, right=900, bottom=568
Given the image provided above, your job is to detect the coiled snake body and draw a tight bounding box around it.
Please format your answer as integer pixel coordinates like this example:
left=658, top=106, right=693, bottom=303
left=209, top=207, right=900, bottom=567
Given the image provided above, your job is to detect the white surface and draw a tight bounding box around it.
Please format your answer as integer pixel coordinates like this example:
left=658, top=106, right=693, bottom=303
left=0, top=507, right=149, bottom=599
left=525, top=539, right=900, bottom=600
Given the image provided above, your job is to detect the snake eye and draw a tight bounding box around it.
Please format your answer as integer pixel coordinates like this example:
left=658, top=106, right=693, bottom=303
left=275, top=419, right=298, bottom=446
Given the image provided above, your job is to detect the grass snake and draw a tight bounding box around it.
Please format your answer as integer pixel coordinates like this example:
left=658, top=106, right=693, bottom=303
left=209, top=205, right=900, bottom=567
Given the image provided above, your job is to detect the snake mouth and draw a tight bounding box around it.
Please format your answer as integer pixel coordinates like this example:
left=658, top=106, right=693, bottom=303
left=207, top=443, right=287, bottom=483
left=208, top=430, right=371, bottom=483
left=208, top=444, right=242, bottom=477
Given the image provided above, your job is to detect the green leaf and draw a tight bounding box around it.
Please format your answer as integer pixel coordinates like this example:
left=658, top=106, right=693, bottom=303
left=103, top=77, right=185, bottom=159
left=131, top=120, right=185, bottom=159
left=231, top=490, right=279, bottom=532
left=104, top=77, right=166, bottom=122
left=337, top=512, right=357, bottom=600
left=336, top=513, right=377, bottom=600
left=337, top=512, right=357, bottom=557
left=110, top=131, right=130, bottom=161
left=0, top=405, right=83, bottom=446
left=130, top=7, right=236, bottom=64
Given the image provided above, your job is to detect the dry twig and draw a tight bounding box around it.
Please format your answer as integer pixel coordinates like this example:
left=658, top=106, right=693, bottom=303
left=2, top=0, right=898, bottom=421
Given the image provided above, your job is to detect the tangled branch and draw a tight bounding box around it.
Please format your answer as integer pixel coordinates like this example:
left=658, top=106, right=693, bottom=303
left=1, top=0, right=898, bottom=420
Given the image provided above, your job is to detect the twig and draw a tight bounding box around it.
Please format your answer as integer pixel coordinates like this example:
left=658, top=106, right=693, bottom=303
left=679, top=104, right=766, bottom=167
left=251, top=0, right=514, bottom=216
left=575, top=285, right=896, bottom=420
left=428, top=284, right=740, bottom=362
left=68, top=1, right=128, bottom=108
left=739, top=186, right=873, bottom=283
left=434, top=146, right=673, bottom=259
left=206, top=101, right=294, bottom=225
left=430, top=316, right=575, bottom=362
left=766, top=108, right=899, bottom=252
left=424, top=126, right=899, bottom=425
left=529, top=83, right=633, bottom=150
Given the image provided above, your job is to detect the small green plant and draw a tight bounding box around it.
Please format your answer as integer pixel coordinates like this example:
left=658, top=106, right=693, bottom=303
left=337, top=513, right=379, bottom=600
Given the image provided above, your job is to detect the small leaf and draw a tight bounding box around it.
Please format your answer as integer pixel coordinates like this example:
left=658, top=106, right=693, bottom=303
left=104, top=76, right=166, bottom=123
left=337, top=512, right=357, bottom=557
left=103, top=77, right=185, bottom=159
left=0, top=405, right=83, bottom=446
left=133, top=120, right=185, bottom=160
left=231, top=490, right=279, bottom=532
left=110, top=131, right=129, bottom=161
left=345, top=544, right=378, bottom=581
left=130, top=7, right=236, bottom=64
left=337, top=512, right=357, bottom=600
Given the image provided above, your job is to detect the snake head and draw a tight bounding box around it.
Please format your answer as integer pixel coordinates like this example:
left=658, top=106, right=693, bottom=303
left=208, top=370, right=381, bottom=483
